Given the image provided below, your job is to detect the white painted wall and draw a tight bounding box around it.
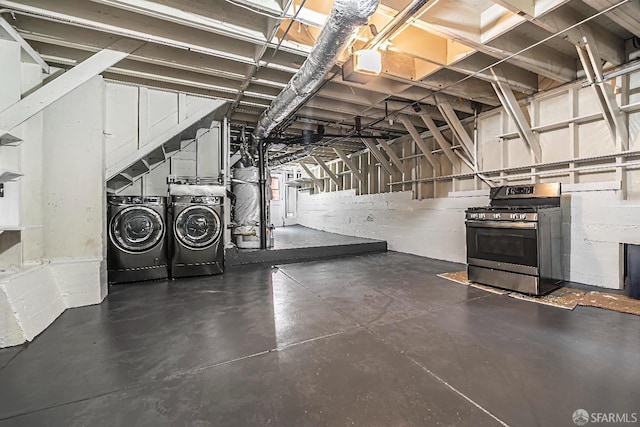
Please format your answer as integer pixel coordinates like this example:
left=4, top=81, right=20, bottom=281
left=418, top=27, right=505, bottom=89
left=270, top=174, right=284, bottom=227
left=42, top=76, right=105, bottom=263
left=298, top=182, right=640, bottom=290
left=297, top=69, right=640, bottom=291
left=297, top=190, right=486, bottom=266
left=0, top=40, right=108, bottom=347
left=0, top=46, right=224, bottom=347
left=171, top=140, right=197, bottom=177
left=196, top=124, right=221, bottom=177
left=105, top=82, right=221, bottom=196
left=19, top=62, right=46, bottom=266
left=0, top=41, right=24, bottom=270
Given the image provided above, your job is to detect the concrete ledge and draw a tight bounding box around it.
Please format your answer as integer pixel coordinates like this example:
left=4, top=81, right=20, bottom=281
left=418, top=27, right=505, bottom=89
left=0, top=263, right=62, bottom=347
left=226, top=241, right=388, bottom=267
left=50, top=258, right=107, bottom=308
left=0, top=258, right=105, bottom=348
left=563, top=181, right=621, bottom=192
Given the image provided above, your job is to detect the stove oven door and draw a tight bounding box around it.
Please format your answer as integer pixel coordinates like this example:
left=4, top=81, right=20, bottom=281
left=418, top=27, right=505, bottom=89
left=466, top=220, right=538, bottom=275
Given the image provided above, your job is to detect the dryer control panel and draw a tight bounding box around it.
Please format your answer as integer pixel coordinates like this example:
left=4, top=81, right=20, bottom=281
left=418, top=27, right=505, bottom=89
left=191, top=196, right=221, bottom=204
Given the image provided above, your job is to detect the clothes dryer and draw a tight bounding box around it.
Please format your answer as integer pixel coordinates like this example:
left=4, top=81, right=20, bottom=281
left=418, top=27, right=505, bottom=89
left=107, top=196, right=168, bottom=283
left=169, top=195, right=224, bottom=278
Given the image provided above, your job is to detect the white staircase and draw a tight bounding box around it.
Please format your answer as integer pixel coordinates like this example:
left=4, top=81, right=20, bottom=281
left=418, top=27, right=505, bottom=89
left=106, top=101, right=225, bottom=193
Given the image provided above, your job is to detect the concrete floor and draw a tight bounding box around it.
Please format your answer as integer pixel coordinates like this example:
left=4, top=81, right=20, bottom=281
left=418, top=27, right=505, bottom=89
left=269, top=225, right=382, bottom=249
left=226, top=225, right=387, bottom=267
left=1, top=252, right=639, bottom=426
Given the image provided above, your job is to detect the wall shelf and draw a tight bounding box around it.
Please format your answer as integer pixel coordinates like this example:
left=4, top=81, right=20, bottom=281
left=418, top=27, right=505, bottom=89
left=0, top=169, right=23, bottom=184
left=0, top=226, right=23, bottom=236
left=0, top=225, right=40, bottom=235
left=286, top=178, right=313, bottom=187
left=0, top=130, right=22, bottom=146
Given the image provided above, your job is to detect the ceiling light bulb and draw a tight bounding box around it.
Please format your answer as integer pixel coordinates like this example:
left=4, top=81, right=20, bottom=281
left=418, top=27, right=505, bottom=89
left=353, top=49, right=382, bottom=76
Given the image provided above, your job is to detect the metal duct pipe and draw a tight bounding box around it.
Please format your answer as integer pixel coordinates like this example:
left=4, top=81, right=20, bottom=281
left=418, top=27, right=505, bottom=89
left=252, top=0, right=380, bottom=140
left=257, top=141, right=267, bottom=249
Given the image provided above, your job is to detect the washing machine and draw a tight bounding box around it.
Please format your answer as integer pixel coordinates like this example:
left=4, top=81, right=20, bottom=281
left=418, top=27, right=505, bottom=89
left=169, top=195, right=224, bottom=278
left=107, top=196, right=168, bottom=284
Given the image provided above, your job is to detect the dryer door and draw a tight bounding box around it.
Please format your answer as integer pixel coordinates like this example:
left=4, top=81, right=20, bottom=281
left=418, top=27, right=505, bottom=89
left=109, top=206, right=165, bottom=253
left=174, top=205, right=221, bottom=250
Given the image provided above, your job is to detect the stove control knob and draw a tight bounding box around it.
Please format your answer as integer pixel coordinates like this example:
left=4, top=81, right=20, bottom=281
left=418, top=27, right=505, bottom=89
left=493, top=213, right=501, bottom=219
left=478, top=213, right=486, bottom=219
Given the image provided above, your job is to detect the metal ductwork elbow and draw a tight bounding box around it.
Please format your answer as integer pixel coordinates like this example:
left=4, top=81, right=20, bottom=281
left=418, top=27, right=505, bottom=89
left=252, top=0, right=380, bottom=141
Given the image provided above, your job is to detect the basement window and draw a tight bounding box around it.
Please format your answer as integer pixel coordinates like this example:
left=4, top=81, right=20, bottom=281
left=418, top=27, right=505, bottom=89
left=271, top=178, right=280, bottom=201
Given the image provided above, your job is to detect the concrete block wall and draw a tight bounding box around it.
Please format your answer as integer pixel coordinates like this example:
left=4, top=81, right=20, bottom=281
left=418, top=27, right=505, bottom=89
left=297, top=69, right=640, bottom=291
left=297, top=190, right=486, bottom=266
left=563, top=187, right=640, bottom=287
left=297, top=185, right=640, bottom=289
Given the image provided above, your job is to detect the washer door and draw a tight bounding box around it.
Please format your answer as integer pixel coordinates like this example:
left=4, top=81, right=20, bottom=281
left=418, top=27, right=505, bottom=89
left=109, top=206, right=165, bottom=253
left=174, top=205, right=221, bottom=250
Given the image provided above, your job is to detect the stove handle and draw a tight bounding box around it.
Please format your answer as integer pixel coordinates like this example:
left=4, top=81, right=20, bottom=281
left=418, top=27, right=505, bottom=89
left=466, top=220, right=537, bottom=230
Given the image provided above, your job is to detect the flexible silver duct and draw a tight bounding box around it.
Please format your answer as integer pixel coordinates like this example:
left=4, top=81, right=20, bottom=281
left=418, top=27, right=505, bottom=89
left=252, top=0, right=380, bottom=140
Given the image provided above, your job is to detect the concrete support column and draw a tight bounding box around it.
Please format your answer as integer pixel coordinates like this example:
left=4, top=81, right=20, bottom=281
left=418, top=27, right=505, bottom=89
left=42, top=76, right=107, bottom=303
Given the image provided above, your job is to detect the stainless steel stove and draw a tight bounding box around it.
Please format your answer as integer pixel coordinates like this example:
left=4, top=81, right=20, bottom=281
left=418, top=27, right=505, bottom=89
left=465, top=183, right=564, bottom=295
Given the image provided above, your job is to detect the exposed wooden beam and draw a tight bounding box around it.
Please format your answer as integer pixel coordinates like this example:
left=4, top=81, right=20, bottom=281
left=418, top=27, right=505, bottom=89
left=576, top=30, right=629, bottom=150
left=584, top=32, right=629, bottom=151
left=490, top=68, right=542, bottom=162
left=0, top=0, right=258, bottom=64
left=394, top=85, right=477, bottom=115
left=490, top=0, right=624, bottom=64
left=298, top=162, right=324, bottom=192
left=361, top=138, right=396, bottom=176
left=534, top=7, right=624, bottom=65
left=448, top=53, right=538, bottom=94
left=0, top=38, right=143, bottom=133
left=385, top=71, right=500, bottom=107
left=17, top=19, right=251, bottom=80
left=424, top=14, right=577, bottom=82
left=321, top=81, right=387, bottom=106
left=0, top=16, right=49, bottom=72
left=333, top=147, right=363, bottom=182
left=434, top=96, right=475, bottom=161
left=490, top=0, right=534, bottom=17
left=305, top=97, right=371, bottom=119
left=89, top=0, right=275, bottom=48
left=412, top=69, right=501, bottom=106
left=484, top=34, right=577, bottom=83
left=580, top=0, right=640, bottom=37
left=376, top=139, right=406, bottom=173
left=419, top=114, right=458, bottom=166
left=399, top=115, right=440, bottom=171
left=312, top=155, right=342, bottom=190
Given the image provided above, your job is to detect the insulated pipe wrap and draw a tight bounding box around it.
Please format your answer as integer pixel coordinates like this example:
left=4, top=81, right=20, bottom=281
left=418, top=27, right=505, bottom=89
left=253, top=0, right=380, bottom=140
